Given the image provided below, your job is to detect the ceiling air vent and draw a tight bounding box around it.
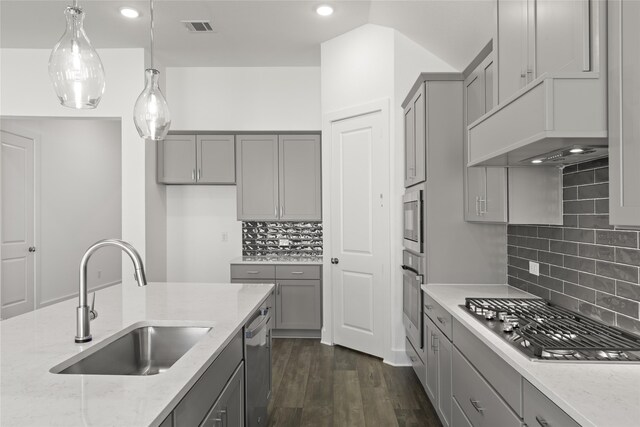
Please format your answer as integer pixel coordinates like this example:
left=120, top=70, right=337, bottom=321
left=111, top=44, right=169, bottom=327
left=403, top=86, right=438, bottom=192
left=182, top=21, right=214, bottom=33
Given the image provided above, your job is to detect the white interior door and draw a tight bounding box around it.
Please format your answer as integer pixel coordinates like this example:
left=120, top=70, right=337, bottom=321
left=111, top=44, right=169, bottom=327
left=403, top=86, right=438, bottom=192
left=330, top=106, right=389, bottom=358
left=1, top=129, right=35, bottom=319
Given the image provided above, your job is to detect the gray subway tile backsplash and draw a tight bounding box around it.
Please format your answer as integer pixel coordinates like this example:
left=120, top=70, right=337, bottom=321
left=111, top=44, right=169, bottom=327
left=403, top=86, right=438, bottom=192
left=242, top=221, right=322, bottom=257
left=506, top=159, right=640, bottom=334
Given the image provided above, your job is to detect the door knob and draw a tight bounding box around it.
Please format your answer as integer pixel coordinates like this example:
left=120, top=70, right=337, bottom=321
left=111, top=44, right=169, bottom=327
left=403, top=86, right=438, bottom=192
left=28, top=246, right=36, bottom=253
left=331, top=258, right=339, bottom=265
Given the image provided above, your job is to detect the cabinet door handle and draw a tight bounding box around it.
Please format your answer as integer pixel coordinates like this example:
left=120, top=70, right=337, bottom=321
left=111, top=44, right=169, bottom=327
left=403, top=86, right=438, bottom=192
left=276, top=283, right=280, bottom=295
left=191, top=169, right=196, bottom=181
left=280, top=205, right=284, bottom=218
left=536, top=416, right=550, bottom=427
left=475, top=196, right=480, bottom=216
left=470, top=399, right=485, bottom=414
left=247, top=271, right=259, bottom=274
left=291, top=271, right=304, bottom=275
left=274, top=205, right=278, bottom=218
left=197, top=169, right=201, bottom=181
left=425, top=304, right=433, bottom=310
left=581, top=0, right=591, bottom=71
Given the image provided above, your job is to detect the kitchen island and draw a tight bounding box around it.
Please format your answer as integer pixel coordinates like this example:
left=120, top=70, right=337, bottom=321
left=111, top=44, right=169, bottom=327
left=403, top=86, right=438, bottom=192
left=423, top=284, right=640, bottom=427
left=0, top=282, right=274, bottom=427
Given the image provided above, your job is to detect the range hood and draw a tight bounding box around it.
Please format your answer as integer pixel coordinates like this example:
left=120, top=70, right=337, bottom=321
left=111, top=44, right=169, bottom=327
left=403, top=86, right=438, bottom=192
left=467, top=75, right=608, bottom=167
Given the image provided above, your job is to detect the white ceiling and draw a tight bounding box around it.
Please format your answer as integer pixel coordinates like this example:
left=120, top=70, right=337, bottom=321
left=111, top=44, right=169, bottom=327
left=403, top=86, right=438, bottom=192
left=0, top=0, right=494, bottom=70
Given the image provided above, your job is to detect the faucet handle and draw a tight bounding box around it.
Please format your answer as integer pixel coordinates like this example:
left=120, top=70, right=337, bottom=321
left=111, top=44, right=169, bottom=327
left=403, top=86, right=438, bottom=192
left=89, top=292, right=98, bottom=321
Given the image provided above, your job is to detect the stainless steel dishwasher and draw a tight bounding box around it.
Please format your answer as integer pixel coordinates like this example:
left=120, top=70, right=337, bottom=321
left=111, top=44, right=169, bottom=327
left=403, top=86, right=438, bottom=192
left=245, top=292, right=273, bottom=427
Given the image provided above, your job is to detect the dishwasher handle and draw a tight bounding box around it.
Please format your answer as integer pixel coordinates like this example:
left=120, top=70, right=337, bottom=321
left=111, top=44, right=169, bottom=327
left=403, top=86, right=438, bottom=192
left=245, top=308, right=271, bottom=338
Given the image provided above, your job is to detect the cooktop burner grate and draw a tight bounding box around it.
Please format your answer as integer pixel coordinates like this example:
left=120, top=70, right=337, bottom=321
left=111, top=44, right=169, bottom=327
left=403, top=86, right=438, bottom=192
left=464, top=297, right=640, bottom=362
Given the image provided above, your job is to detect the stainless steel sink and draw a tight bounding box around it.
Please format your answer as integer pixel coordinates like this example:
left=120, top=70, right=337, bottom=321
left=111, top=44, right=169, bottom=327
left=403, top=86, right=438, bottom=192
left=53, top=326, right=212, bottom=376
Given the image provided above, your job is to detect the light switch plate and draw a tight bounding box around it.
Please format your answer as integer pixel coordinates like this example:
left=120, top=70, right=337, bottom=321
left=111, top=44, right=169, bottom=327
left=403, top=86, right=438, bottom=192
left=529, top=261, right=540, bottom=276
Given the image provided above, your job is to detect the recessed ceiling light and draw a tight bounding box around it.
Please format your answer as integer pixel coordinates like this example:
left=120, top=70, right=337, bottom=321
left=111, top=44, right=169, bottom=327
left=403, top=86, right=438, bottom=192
left=531, top=159, right=543, bottom=164
left=569, top=147, right=584, bottom=153
left=316, top=5, right=334, bottom=16
left=120, top=7, right=140, bottom=19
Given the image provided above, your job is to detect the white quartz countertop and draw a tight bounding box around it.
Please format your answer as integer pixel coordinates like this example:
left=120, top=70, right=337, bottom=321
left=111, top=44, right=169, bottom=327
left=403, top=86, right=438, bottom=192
left=0, top=282, right=274, bottom=427
left=230, top=256, right=322, bottom=265
left=422, top=284, right=640, bottom=427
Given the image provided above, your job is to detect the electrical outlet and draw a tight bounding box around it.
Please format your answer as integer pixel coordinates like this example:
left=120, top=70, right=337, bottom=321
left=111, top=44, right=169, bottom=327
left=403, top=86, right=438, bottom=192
left=221, top=232, right=228, bottom=242
left=279, top=238, right=290, bottom=247
left=529, top=261, right=540, bottom=276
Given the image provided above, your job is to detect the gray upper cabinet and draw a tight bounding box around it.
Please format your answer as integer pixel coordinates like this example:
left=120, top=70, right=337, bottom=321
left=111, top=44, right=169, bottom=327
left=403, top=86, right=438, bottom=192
left=497, top=0, right=527, bottom=104
left=236, top=134, right=321, bottom=221
left=497, top=0, right=592, bottom=104
left=278, top=135, right=322, bottom=221
left=157, top=134, right=197, bottom=183
left=464, top=51, right=508, bottom=223
left=404, top=83, right=426, bottom=187
left=158, top=133, right=235, bottom=185
left=609, top=0, right=640, bottom=227
left=236, top=135, right=279, bottom=221
left=197, top=135, right=236, bottom=184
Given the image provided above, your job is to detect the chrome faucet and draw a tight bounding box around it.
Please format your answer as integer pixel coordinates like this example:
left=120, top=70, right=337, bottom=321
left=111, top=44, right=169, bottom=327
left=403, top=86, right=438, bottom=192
left=75, top=239, right=147, bottom=343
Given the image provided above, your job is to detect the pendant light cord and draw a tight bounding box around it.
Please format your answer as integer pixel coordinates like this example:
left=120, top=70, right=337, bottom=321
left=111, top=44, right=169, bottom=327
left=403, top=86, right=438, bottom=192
left=150, top=0, right=155, bottom=70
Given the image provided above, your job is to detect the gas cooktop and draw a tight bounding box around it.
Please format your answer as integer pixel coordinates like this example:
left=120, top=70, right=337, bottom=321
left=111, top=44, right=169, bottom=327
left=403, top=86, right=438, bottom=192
left=463, top=297, right=640, bottom=362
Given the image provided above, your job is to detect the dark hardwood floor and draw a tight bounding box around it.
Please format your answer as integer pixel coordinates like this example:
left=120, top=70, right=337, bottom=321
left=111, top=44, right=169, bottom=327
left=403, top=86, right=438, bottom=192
left=267, top=338, right=442, bottom=427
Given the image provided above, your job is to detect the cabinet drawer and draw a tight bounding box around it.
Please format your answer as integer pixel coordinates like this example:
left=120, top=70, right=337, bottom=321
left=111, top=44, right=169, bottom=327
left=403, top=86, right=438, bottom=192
left=523, top=379, right=580, bottom=427
left=424, top=293, right=452, bottom=340
left=275, top=265, right=321, bottom=280
left=452, top=396, right=473, bottom=427
left=174, top=330, right=243, bottom=426
left=230, top=265, right=275, bottom=280
left=452, top=318, right=522, bottom=416
left=453, top=348, right=522, bottom=427
left=405, top=337, right=426, bottom=390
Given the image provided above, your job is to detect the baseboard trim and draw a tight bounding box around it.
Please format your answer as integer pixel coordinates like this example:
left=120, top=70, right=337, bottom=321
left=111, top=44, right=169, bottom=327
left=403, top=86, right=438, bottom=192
left=384, top=348, right=411, bottom=366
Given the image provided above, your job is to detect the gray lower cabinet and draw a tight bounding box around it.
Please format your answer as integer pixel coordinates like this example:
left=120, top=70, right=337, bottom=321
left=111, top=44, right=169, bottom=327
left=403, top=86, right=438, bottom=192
left=452, top=347, right=522, bottom=427
left=523, top=379, right=580, bottom=427
left=236, top=134, right=321, bottom=221
left=424, top=313, right=452, bottom=427
left=231, top=264, right=322, bottom=335
left=275, top=279, right=321, bottom=330
left=157, top=134, right=235, bottom=184
left=164, top=330, right=243, bottom=427
left=609, top=0, right=640, bottom=227
left=201, top=363, right=245, bottom=427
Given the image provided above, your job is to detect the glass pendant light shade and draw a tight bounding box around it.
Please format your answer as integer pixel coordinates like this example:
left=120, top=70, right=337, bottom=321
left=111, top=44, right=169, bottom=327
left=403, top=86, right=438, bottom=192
left=133, top=69, right=171, bottom=140
left=48, top=6, right=105, bottom=109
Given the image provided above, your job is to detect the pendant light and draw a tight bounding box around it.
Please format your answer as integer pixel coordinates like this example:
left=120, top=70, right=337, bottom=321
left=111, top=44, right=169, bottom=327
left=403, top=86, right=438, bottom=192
left=48, top=0, right=105, bottom=109
left=133, top=0, right=171, bottom=140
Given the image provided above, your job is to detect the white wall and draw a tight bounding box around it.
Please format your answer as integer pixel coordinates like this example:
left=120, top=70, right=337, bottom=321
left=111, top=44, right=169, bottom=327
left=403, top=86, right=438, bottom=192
left=1, top=48, right=148, bottom=317
left=166, top=67, right=321, bottom=131
left=321, top=24, right=455, bottom=364
left=2, top=118, right=122, bottom=306
left=164, top=66, right=321, bottom=282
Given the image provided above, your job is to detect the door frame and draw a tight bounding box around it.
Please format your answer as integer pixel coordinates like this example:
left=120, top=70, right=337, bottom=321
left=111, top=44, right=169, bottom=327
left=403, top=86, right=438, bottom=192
left=321, top=98, right=392, bottom=362
left=0, top=120, right=41, bottom=318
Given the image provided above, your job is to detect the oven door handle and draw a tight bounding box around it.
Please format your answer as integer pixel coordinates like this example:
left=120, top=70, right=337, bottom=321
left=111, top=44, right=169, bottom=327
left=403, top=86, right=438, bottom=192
left=401, top=265, right=420, bottom=275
